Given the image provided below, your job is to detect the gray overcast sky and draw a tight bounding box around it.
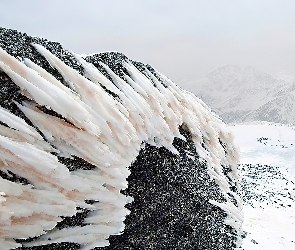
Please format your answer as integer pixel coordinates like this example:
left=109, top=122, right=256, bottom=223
left=1, top=0, right=295, bottom=82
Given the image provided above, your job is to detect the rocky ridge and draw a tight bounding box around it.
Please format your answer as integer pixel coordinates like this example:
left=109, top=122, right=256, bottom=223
left=0, top=28, right=242, bottom=249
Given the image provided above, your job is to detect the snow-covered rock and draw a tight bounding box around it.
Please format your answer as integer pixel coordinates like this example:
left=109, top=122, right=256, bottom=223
left=0, top=28, right=242, bottom=249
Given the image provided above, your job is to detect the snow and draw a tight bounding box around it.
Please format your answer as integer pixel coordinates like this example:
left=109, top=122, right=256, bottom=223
left=230, top=123, right=295, bottom=249
left=0, top=45, right=242, bottom=249
left=231, top=122, right=295, bottom=175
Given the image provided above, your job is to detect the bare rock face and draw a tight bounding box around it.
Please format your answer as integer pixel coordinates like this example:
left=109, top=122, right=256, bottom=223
left=0, top=28, right=243, bottom=249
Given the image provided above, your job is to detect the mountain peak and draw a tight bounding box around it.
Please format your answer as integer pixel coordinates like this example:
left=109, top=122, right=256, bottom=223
left=179, top=65, right=295, bottom=124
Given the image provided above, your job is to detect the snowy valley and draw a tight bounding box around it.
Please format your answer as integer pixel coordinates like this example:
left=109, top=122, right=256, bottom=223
left=231, top=123, right=295, bottom=249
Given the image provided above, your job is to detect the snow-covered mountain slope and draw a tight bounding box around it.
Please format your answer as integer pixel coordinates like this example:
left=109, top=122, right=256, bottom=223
left=179, top=65, right=295, bottom=124
left=230, top=123, right=295, bottom=250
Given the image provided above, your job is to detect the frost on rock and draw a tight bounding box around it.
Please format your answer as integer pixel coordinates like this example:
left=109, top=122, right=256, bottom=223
left=0, top=28, right=242, bottom=249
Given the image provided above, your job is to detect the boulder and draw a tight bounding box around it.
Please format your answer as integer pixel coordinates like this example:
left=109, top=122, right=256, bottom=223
left=0, top=27, right=243, bottom=249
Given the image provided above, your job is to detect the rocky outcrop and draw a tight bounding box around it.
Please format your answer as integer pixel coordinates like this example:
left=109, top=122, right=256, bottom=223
left=0, top=28, right=242, bottom=249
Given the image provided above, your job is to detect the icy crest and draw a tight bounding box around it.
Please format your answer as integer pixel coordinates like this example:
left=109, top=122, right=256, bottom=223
left=0, top=45, right=242, bottom=249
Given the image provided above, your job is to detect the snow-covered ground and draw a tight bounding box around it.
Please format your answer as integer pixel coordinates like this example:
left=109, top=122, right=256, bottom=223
left=230, top=123, right=295, bottom=249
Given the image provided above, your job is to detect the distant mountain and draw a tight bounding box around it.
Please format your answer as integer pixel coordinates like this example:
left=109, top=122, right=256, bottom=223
left=179, top=65, right=295, bottom=124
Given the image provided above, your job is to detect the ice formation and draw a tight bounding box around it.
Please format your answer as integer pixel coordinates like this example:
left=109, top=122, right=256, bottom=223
left=0, top=44, right=242, bottom=249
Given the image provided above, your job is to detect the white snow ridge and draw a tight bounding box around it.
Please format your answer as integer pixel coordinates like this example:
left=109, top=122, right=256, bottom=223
left=0, top=45, right=242, bottom=249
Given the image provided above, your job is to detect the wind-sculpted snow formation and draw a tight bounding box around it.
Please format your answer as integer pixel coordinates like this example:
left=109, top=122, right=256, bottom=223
left=0, top=28, right=242, bottom=249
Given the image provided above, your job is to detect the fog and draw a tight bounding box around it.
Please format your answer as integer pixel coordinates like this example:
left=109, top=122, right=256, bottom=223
left=1, top=0, right=295, bottom=82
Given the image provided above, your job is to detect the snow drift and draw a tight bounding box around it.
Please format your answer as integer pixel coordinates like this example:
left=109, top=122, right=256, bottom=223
left=0, top=28, right=242, bottom=249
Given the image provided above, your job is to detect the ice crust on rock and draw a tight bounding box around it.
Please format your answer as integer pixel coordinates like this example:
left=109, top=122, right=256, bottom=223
left=0, top=44, right=242, bottom=249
